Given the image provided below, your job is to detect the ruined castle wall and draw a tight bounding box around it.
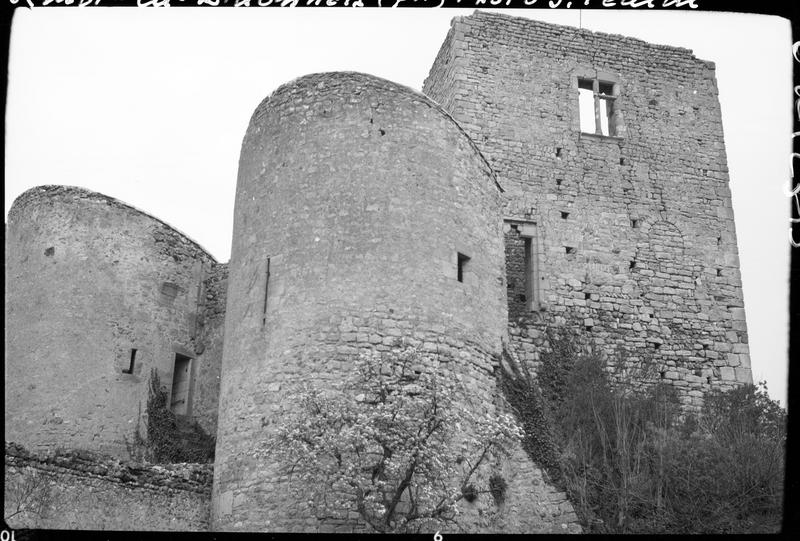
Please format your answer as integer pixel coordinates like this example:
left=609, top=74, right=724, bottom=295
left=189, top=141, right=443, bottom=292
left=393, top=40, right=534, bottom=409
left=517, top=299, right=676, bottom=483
left=192, top=263, right=228, bottom=436
left=4, top=186, right=219, bottom=457
left=4, top=442, right=211, bottom=531
left=423, top=12, right=751, bottom=407
left=212, top=71, right=575, bottom=532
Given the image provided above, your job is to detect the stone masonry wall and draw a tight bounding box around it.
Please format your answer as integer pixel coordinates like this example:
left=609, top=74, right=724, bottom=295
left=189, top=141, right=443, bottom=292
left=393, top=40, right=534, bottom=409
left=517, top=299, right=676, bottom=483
left=213, top=71, right=578, bottom=533
left=192, top=262, right=228, bottom=436
left=4, top=186, right=221, bottom=458
left=4, top=442, right=211, bottom=531
left=424, top=11, right=751, bottom=408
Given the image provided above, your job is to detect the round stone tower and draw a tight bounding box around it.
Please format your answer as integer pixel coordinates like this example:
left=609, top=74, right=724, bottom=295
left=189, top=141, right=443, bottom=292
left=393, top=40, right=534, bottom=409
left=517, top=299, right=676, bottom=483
left=4, top=186, right=216, bottom=457
left=213, top=72, right=507, bottom=531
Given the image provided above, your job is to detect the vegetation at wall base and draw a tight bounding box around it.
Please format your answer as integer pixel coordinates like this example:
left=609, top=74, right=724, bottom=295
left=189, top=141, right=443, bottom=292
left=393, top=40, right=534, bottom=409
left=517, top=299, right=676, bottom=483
left=145, top=369, right=215, bottom=464
left=500, top=332, right=785, bottom=534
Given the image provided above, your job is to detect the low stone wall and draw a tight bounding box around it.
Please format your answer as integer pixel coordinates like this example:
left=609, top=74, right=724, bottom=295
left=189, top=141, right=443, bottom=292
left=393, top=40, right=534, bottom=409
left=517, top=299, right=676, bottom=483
left=4, top=442, right=211, bottom=531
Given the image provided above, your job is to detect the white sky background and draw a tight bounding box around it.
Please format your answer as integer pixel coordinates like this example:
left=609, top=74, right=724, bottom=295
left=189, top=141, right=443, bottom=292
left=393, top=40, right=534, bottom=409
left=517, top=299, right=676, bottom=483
left=4, top=7, right=791, bottom=406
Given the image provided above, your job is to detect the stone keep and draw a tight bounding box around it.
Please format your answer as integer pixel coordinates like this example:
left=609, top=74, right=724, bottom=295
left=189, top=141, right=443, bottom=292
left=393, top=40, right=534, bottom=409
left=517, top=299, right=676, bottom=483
left=424, top=12, right=752, bottom=407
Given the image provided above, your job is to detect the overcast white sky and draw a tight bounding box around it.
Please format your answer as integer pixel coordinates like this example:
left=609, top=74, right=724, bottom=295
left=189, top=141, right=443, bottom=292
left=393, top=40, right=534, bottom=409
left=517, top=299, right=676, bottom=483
left=4, top=7, right=791, bottom=406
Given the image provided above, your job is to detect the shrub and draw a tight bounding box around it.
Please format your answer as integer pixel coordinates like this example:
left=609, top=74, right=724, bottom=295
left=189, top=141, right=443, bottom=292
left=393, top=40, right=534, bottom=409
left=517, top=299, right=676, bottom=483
left=505, top=332, right=785, bottom=534
left=145, top=369, right=215, bottom=463
left=488, top=473, right=508, bottom=506
left=266, top=350, right=523, bottom=533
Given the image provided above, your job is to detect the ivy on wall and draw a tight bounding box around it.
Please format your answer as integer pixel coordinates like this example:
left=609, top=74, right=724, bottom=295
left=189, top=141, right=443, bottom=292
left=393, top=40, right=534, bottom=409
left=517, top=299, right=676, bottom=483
left=145, top=369, right=215, bottom=464
left=497, top=341, right=565, bottom=489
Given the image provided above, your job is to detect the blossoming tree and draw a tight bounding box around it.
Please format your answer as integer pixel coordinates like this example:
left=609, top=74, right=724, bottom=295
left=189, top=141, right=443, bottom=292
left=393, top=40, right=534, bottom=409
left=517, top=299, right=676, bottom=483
left=266, top=350, right=522, bottom=533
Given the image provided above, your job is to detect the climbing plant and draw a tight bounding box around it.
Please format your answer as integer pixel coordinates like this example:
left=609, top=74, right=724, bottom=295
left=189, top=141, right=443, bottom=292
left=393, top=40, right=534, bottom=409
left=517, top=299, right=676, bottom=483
left=144, top=369, right=215, bottom=464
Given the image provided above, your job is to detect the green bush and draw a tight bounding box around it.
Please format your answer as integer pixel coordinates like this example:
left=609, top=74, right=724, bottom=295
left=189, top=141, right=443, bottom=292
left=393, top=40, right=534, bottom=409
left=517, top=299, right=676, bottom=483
left=502, top=333, right=785, bottom=534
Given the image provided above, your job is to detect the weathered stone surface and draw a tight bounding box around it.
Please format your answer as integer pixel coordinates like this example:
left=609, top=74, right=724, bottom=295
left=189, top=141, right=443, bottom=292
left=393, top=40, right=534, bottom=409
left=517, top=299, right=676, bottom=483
left=5, top=186, right=226, bottom=459
left=424, top=11, right=751, bottom=404
left=4, top=10, right=753, bottom=535
left=213, top=71, right=558, bottom=533
left=4, top=442, right=211, bottom=531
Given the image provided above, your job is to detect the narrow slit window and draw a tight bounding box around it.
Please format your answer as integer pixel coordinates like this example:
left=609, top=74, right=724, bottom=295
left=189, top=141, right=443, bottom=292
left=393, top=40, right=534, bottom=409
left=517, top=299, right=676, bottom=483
left=122, top=349, right=137, bottom=374
left=457, top=253, right=470, bottom=283
left=262, top=257, right=271, bottom=327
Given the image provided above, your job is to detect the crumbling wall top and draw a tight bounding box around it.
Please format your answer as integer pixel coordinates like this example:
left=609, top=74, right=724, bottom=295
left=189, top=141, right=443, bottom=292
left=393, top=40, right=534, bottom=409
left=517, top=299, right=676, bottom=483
left=8, top=185, right=218, bottom=264
left=460, top=10, right=715, bottom=70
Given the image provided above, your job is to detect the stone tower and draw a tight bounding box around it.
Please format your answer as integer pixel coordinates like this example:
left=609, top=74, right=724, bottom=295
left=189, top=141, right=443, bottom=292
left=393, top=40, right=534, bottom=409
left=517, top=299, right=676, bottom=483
left=4, top=186, right=226, bottom=457
left=211, top=72, right=575, bottom=532
left=424, top=12, right=751, bottom=408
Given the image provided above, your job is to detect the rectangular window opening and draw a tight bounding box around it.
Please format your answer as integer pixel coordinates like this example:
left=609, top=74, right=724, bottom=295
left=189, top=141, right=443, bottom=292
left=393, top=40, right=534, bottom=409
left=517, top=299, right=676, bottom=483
left=561, top=211, right=570, bottom=220
left=122, top=348, right=137, bottom=374
left=523, top=237, right=534, bottom=310
left=565, top=246, right=576, bottom=255
left=579, top=77, right=618, bottom=137
left=599, top=99, right=611, bottom=135
left=578, top=86, right=595, bottom=133
left=505, top=224, right=540, bottom=313
left=457, top=253, right=470, bottom=283
left=631, top=219, right=639, bottom=228
left=170, top=354, right=192, bottom=416
left=598, top=81, right=615, bottom=96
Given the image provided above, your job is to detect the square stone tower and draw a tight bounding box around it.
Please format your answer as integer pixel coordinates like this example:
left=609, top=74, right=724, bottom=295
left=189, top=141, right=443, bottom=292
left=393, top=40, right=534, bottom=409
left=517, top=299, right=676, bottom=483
left=424, top=11, right=751, bottom=408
